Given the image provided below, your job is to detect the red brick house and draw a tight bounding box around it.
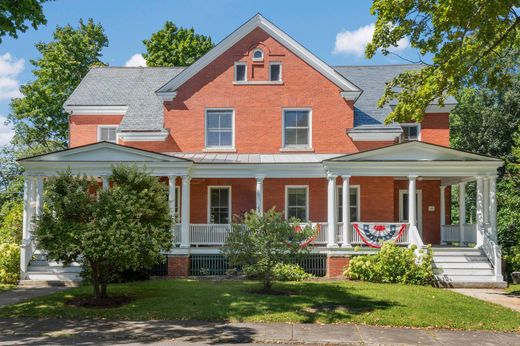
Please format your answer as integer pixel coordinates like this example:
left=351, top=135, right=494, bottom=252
left=18, top=14, right=504, bottom=287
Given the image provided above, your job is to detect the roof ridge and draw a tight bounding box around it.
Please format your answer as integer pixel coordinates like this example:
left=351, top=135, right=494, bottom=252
left=91, top=66, right=185, bottom=70
left=333, top=63, right=423, bottom=68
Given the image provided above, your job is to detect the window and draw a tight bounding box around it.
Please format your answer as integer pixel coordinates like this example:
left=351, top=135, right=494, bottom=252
left=234, top=62, right=246, bottom=81
left=337, top=186, right=360, bottom=222
left=97, top=125, right=117, bottom=143
left=401, top=124, right=420, bottom=141
left=205, top=109, right=234, bottom=149
left=208, top=187, right=231, bottom=224
left=283, top=109, right=311, bottom=148
left=286, top=186, right=308, bottom=221
left=252, top=48, right=264, bottom=61
left=269, top=62, right=281, bottom=81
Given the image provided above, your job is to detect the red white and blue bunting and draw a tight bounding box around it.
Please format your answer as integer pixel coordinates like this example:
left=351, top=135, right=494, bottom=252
left=352, top=223, right=407, bottom=248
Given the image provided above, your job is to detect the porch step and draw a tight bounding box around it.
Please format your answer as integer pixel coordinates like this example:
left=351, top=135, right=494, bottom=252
left=432, top=256, right=489, bottom=262
left=18, top=280, right=82, bottom=287
left=433, top=262, right=492, bottom=269
left=24, top=257, right=83, bottom=284
left=433, top=268, right=495, bottom=276
left=24, top=272, right=82, bottom=281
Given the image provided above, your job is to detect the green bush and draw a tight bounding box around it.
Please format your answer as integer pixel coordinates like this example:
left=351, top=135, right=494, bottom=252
left=272, top=263, right=313, bottom=281
left=0, top=243, right=20, bottom=284
left=345, top=243, right=433, bottom=285
left=0, top=199, right=23, bottom=244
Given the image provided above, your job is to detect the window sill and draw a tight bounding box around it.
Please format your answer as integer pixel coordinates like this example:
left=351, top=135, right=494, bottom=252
left=279, top=147, right=315, bottom=153
left=203, top=148, right=237, bottom=153
left=233, top=80, right=284, bottom=85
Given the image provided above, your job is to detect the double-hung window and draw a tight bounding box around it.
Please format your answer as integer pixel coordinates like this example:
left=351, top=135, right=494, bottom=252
left=286, top=186, right=308, bottom=221
left=283, top=109, right=311, bottom=148
left=97, top=125, right=117, bottom=143
left=234, top=62, right=246, bottom=82
left=401, top=124, right=420, bottom=141
left=337, top=186, right=360, bottom=222
left=208, top=187, right=231, bottom=224
left=205, top=109, right=234, bottom=149
left=269, top=62, right=282, bottom=81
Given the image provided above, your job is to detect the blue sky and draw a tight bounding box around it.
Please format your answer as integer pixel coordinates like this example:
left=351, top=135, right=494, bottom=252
left=0, top=0, right=420, bottom=146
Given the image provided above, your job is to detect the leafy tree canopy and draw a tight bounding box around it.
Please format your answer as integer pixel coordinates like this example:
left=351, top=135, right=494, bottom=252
left=367, top=0, right=519, bottom=123
left=0, top=0, right=49, bottom=43
left=143, top=21, right=213, bottom=67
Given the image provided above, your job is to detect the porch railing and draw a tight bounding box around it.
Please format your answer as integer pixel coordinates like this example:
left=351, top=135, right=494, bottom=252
left=441, top=224, right=477, bottom=245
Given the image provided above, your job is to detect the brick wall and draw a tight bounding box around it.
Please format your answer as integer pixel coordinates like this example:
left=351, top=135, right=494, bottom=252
left=326, top=256, right=350, bottom=278
left=167, top=255, right=189, bottom=277
left=421, top=113, right=450, bottom=147
left=69, top=115, right=123, bottom=148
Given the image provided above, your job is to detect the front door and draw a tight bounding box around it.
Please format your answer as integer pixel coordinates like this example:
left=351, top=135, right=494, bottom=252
left=399, top=190, right=423, bottom=236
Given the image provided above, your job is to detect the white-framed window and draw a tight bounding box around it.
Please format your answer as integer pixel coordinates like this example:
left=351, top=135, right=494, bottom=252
left=205, top=109, right=234, bottom=149
left=208, top=186, right=231, bottom=224
left=97, top=125, right=118, bottom=143
left=282, top=109, right=312, bottom=148
left=252, top=48, right=264, bottom=61
left=234, top=62, right=247, bottom=81
left=285, top=186, right=309, bottom=221
left=400, top=123, right=420, bottom=141
left=337, top=186, right=360, bottom=222
left=269, top=62, right=282, bottom=81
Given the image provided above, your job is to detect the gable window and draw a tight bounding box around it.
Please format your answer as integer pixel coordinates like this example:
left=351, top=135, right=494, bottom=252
left=285, top=186, right=308, bottom=221
left=269, top=62, right=282, bottom=81
left=234, top=62, right=247, bottom=81
left=252, top=48, right=264, bottom=61
left=283, top=109, right=311, bottom=148
left=205, top=109, right=234, bottom=149
left=97, top=125, right=117, bottom=143
left=208, top=186, right=231, bottom=224
left=401, top=124, right=420, bottom=142
left=337, top=186, right=360, bottom=222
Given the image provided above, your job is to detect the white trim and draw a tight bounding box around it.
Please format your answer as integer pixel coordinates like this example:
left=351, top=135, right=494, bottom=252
left=252, top=48, right=264, bottom=62
left=65, top=105, right=128, bottom=115
left=282, top=108, right=312, bottom=150
left=117, top=130, right=169, bottom=142
left=97, top=125, right=118, bottom=143
left=285, top=185, right=309, bottom=221
left=340, top=91, right=362, bottom=101
left=337, top=185, right=360, bottom=222
left=269, top=61, right=282, bottom=82
left=234, top=62, right=247, bottom=82
left=207, top=185, right=232, bottom=224
left=204, top=108, right=235, bottom=150
left=348, top=130, right=402, bottom=141
left=158, top=91, right=177, bottom=102
left=399, top=189, right=423, bottom=235
left=233, top=80, right=284, bottom=85
left=156, top=14, right=361, bottom=98
left=400, top=123, right=421, bottom=142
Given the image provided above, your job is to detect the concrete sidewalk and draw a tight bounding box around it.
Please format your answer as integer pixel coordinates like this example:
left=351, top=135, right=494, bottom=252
left=0, top=286, right=68, bottom=306
left=0, top=318, right=518, bottom=345
left=451, top=288, right=520, bottom=312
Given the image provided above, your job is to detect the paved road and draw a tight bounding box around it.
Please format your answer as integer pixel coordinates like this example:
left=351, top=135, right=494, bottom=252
left=0, top=318, right=518, bottom=345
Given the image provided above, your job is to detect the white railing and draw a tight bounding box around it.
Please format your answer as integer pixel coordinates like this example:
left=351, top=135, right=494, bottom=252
left=441, top=224, right=477, bottom=245
left=20, top=237, right=36, bottom=278
left=190, top=224, right=231, bottom=245
left=482, top=224, right=502, bottom=281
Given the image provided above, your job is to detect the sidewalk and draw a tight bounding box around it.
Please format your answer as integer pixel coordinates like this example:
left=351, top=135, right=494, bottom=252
left=451, top=288, right=520, bottom=312
left=0, top=286, right=68, bottom=306
left=0, top=317, right=518, bottom=345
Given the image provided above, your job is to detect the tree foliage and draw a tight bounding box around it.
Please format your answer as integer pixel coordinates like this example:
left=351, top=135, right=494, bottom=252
left=143, top=21, right=213, bottom=67
left=223, top=209, right=314, bottom=291
left=34, top=166, right=173, bottom=299
left=0, top=0, right=49, bottom=43
left=367, top=0, right=519, bottom=123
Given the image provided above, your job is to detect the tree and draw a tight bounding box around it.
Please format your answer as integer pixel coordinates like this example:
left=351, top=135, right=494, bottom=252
left=35, top=166, right=173, bottom=300
left=143, top=21, right=213, bottom=67
left=0, top=0, right=49, bottom=43
left=367, top=0, right=519, bottom=123
left=222, top=209, right=314, bottom=292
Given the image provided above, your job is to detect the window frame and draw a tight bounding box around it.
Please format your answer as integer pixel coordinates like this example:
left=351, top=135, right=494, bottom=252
left=285, top=185, right=309, bottom=222
left=207, top=186, right=232, bottom=224
left=337, top=185, right=361, bottom=222
left=282, top=108, right=312, bottom=149
left=400, top=123, right=421, bottom=142
left=269, top=62, right=282, bottom=81
left=234, top=62, right=247, bottom=82
left=97, top=125, right=118, bottom=143
left=204, top=108, right=235, bottom=150
left=252, top=48, right=264, bottom=62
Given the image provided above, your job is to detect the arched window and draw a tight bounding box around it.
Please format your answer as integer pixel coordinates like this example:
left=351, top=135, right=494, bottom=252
left=252, top=48, right=264, bottom=61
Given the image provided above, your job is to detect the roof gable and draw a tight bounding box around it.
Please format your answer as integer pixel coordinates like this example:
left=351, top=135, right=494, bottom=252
left=156, top=14, right=361, bottom=99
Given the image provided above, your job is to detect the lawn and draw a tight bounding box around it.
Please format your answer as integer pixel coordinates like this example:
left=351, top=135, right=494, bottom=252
left=0, top=284, right=15, bottom=292
left=507, top=284, right=520, bottom=296
left=0, top=279, right=518, bottom=332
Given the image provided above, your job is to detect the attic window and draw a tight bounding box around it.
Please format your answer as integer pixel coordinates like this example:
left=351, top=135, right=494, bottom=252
left=400, top=123, right=420, bottom=142
left=252, top=49, right=264, bottom=61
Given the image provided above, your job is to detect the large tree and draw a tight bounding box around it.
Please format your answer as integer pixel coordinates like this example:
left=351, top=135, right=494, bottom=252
left=0, top=0, right=49, bottom=43
left=367, top=0, right=519, bottom=123
left=143, top=21, right=213, bottom=67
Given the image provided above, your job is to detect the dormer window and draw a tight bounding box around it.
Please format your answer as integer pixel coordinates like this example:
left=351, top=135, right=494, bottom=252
left=252, top=48, right=264, bottom=61
left=234, top=62, right=247, bottom=81
left=400, top=123, right=420, bottom=142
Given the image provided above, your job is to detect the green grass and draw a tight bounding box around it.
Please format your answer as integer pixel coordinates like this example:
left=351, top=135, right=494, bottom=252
left=0, top=284, right=15, bottom=292
left=507, top=284, right=520, bottom=296
left=0, top=279, right=518, bottom=331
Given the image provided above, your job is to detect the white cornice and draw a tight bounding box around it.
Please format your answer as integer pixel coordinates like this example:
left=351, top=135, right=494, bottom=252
left=348, top=131, right=402, bottom=141
left=340, top=91, right=362, bottom=101
left=389, top=103, right=457, bottom=113
left=118, top=130, right=169, bottom=142
left=156, top=91, right=177, bottom=102
left=64, top=105, right=128, bottom=115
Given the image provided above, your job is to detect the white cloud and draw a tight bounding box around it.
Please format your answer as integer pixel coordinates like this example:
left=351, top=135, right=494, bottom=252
left=0, top=53, right=24, bottom=100
left=333, top=23, right=409, bottom=57
left=125, top=53, right=147, bottom=67
left=0, top=114, right=14, bottom=147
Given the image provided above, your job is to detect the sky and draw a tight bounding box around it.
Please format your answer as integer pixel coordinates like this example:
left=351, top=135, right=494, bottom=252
left=0, top=0, right=420, bottom=147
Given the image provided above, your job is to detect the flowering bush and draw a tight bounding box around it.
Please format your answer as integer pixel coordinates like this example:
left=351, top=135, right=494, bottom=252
left=0, top=243, right=20, bottom=284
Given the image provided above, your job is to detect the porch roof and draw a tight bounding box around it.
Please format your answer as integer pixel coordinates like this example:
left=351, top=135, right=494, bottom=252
left=169, top=152, right=339, bottom=164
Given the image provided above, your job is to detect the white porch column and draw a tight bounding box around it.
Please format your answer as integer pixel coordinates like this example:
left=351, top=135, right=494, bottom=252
left=440, top=185, right=446, bottom=227
left=483, top=177, right=490, bottom=225
left=168, top=175, right=177, bottom=222
left=408, top=175, right=418, bottom=245
left=22, top=175, right=33, bottom=240
left=101, top=176, right=109, bottom=190
left=341, top=175, right=351, bottom=247
left=476, top=177, right=485, bottom=247
left=458, top=182, right=466, bottom=246
left=34, top=176, right=44, bottom=218
left=327, top=174, right=338, bottom=248
left=255, top=176, right=264, bottom=214
left=489, top=176, right=497, bottom=242
left=180, top=175, right=191, bottom=248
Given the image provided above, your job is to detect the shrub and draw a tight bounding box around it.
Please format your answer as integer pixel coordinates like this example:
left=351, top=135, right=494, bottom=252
left=345, top=242, right=434, bottom=285
left=0, top=243, right=20, bottom=284
left=272, top=263, right=313, bottom=281
left=0, top=199, right=23, bottom=244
